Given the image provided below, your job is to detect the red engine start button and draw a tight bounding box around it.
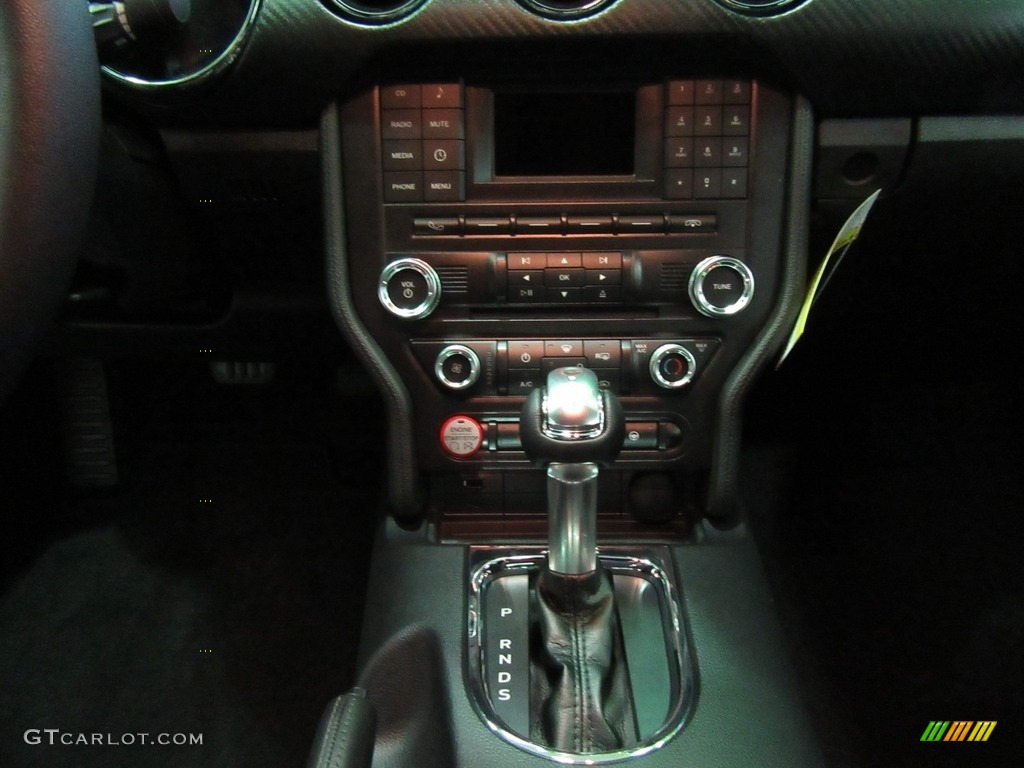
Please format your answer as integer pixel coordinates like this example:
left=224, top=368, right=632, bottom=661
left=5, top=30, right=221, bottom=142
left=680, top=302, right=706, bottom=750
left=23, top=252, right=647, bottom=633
left=439, top=415, right=484, bottom=458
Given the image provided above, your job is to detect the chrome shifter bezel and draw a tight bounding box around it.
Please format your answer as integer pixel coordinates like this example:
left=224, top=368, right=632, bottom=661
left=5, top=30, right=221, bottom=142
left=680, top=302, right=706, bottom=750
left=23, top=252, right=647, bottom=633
left=465, top=545, right=698, bottom=764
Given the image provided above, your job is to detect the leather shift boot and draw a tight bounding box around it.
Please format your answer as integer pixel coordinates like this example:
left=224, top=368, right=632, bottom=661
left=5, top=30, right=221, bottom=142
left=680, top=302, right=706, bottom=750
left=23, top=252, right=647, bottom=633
left=530, top=564, right=637, bottom=754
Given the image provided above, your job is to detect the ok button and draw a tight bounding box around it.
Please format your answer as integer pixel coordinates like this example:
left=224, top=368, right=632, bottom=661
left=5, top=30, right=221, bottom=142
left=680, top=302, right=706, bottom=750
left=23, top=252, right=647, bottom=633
left=544, top=268, right=584, bottom=287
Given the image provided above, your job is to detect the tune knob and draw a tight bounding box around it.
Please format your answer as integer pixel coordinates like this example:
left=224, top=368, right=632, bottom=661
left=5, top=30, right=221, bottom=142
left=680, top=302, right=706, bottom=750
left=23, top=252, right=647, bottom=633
left=434, top=345, right=481, bottom=390
left=378, top=258, right=441, bottom=319
left=649, top=344, right=697, bottom=389
left=688, top=255, right=754, bottom=317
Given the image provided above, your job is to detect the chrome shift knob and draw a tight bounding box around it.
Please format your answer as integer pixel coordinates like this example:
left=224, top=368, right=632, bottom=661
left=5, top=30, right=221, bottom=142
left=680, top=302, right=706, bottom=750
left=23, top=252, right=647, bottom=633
left=543, top=366, right=604, bottom=440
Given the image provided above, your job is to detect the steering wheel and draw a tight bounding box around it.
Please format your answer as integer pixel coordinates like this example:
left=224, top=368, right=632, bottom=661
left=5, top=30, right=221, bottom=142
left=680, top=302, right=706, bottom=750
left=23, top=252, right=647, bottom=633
left=0, top=0, right=100, bottom=400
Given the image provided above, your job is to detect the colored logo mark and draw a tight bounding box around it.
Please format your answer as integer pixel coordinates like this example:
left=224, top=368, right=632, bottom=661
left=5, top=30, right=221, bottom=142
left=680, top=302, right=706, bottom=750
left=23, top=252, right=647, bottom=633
left=920, top=721, right=997, bottom=742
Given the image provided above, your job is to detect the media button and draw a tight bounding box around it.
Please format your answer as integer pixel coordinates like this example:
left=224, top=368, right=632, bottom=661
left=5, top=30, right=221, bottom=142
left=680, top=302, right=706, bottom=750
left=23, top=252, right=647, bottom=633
left=383, top=140, right=422, bottom=171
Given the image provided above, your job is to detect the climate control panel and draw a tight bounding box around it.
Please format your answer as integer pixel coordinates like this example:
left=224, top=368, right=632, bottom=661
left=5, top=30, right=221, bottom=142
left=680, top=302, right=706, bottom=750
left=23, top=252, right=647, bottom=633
left=411, top=338, right=719, bottom=397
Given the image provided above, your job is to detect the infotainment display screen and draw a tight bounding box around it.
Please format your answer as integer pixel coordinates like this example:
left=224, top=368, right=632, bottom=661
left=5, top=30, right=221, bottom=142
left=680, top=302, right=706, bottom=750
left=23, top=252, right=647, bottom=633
left=493, top=91, right=636, bottom=177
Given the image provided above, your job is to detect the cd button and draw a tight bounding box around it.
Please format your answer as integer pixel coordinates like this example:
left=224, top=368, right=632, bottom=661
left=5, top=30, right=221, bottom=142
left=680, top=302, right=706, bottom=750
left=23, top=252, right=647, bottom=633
left=381, top=84, right=421, bottom=109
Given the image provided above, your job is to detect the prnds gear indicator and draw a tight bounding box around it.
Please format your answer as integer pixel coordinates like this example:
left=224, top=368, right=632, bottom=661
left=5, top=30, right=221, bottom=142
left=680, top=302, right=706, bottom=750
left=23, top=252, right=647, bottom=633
left=440, top=415, right=484, bottom=458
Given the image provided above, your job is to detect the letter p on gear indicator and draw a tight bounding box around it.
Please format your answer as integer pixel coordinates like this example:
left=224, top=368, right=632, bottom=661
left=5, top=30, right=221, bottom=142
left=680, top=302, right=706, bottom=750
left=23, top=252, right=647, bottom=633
left=440, top=415, right=484, bottom=458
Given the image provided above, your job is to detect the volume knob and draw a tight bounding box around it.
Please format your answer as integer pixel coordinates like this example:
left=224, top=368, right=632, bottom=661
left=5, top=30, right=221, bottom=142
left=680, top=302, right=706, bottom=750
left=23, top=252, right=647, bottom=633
left=378, top=258, right=441, bottom=319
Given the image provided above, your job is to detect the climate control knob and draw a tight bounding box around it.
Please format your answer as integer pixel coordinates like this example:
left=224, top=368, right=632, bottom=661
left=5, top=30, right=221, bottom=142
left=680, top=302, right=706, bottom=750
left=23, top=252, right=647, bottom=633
left=378, top=258, right=441, bottom=319
left=649, top=344, right=697, bottom=389
left=688, top=255, right=754, bottom=317
left=434, top=345, right=481, bottom=390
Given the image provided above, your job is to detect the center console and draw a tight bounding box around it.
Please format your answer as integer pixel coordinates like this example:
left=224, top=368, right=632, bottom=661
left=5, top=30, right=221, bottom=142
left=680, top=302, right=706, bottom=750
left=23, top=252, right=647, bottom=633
left=333, top=77, right=794, bottom=534
left=319, top=72, right=822, bottom=767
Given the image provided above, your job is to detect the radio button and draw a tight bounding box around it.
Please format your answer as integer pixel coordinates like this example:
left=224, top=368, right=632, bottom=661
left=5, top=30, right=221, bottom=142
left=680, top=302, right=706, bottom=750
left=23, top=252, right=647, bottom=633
left=381, top=84, right=421, bottom=109
left=508, top=253, right=543, bottom=270
left=545, top=268, right=585, bottom=288
left=694, top=106, right=723, bottom=136
left=381, top=109, right=423, bottom=140
left=544, top=340, right=584, bottom=357
left=665, top=106, right=695, bottom=137
left=508, top=340, right=544, bottom=367
left=422, top=109, right=465, bottom=139
left=424, top=171, right=465, bottom=202
left=695, top=79, right=723, bottom=104
left=582, top=252, right=622, bottom=269
left=666, top=80, right=695, bottom=106
left=583, top=286, right=620, bottom=303
left=422, top=83, right=462, bottom=109
left=545, top=253, right=582, bottom=268
left=566, top=216, right=614, bottom=234
left=664, top=169, right=694, bottom=199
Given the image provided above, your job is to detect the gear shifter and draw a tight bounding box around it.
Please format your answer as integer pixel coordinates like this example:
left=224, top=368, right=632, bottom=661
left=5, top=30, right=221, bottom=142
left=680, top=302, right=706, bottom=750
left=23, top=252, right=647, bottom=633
left=520, top=366, right=625, bottom=575
left=519, top=367, right=634, bottom=753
